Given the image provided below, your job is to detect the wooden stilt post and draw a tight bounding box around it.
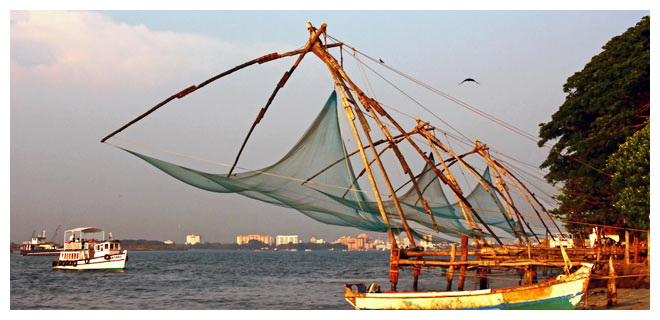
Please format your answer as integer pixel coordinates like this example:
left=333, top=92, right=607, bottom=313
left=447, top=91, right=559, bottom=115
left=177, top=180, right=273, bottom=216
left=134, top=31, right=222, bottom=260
left=625, top=230, right=630, bottom=265
left=607, top=256, right=617, bottom=307
left=390, top=247, right=400, bottom=292
left=647, top=231, right=650, bottom=267
left=634, top=235, right=639, bottom=263
left=457, top=234, right=468, bottom=291
left=446, top=243, right=457, bottom=291
left=413, top=264, right=421, bottom=291
left=524, top=267, right=534, bottom=285
left=583, top=286, right=589, bottom=309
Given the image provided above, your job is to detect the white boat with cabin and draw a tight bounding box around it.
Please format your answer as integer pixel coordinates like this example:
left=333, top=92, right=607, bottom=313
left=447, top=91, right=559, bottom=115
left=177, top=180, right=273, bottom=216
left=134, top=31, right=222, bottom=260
left=52, top=227, right=127, bottom=270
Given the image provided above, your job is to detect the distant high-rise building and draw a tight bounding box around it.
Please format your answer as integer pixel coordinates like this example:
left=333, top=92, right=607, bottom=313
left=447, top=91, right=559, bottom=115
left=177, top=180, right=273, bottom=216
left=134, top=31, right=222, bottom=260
left=420, top=234, right=434, bottom=249
left=185, top=234, right=201, bottom=245
left=237, top=234, right=274, bottom=246
left=276, top=235, right=299, bottom=246
left=334, top=234, right=374, bottom=251
left=310, top=236, right=326, bottom=244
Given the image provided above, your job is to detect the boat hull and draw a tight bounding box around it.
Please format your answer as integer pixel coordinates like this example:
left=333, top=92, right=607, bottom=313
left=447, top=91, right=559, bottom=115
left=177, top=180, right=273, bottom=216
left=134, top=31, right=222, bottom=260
left=53, top=251, right=127, bottom=270
left=345, top=263, right=592, bottom=310
left=20, top=249, right=61, bottom=256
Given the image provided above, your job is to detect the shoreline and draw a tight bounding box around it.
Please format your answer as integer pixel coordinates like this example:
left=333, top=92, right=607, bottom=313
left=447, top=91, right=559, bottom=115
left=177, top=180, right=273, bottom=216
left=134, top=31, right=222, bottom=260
left=580, top=288, right=650, bottom=310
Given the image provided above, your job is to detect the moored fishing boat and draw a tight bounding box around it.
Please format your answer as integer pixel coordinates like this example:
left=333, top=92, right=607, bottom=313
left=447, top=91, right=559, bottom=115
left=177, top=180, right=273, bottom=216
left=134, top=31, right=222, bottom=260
left=20, top=228, right=62, bottom=256
left=345, top=263, right=593, bottom=310
left=52, top=227, right=127, bottom=270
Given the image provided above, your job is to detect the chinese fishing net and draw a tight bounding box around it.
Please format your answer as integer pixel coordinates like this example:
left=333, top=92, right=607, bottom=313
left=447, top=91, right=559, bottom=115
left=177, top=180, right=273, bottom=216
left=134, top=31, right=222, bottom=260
left=120, top=91, right=524, bottom=241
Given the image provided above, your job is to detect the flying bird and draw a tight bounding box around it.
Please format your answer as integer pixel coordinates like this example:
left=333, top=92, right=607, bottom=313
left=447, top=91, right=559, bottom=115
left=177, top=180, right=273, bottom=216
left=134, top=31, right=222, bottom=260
left=459, top=78, right=480, bottom=85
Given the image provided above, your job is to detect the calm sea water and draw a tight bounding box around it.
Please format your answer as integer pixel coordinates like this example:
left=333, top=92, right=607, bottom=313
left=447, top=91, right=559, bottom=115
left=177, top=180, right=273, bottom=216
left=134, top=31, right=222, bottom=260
left=10, top=250, right=550, bottom=310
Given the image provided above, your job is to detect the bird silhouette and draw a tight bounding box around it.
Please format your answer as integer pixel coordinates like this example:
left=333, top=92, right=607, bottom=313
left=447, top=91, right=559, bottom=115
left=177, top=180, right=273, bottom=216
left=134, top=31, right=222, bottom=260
left=459, top=78, right=480, bottom=85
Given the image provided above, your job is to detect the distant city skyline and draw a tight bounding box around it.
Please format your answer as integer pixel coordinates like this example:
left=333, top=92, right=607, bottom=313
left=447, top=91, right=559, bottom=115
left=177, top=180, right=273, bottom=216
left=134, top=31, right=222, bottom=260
left=10, top=10, right=649, bottom=243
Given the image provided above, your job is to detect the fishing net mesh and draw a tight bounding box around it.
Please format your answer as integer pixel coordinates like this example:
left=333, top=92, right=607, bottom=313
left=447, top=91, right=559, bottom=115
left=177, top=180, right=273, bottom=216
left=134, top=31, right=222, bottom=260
left=122, top=91, right=523, bottom=241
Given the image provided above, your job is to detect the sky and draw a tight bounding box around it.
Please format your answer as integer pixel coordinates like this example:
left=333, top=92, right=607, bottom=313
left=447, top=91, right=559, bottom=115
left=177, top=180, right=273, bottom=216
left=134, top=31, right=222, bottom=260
left=9, top=10, right=650, bottom=244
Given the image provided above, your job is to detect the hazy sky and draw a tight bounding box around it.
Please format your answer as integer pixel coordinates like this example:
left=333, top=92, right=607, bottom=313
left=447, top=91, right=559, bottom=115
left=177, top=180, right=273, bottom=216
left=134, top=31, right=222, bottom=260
left=10, top=10, right=649, bottom=243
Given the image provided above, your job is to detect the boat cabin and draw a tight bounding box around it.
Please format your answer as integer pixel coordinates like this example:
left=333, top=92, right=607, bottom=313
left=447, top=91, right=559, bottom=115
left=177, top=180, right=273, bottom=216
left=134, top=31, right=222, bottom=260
left=59, top=227, right=122, bottom=259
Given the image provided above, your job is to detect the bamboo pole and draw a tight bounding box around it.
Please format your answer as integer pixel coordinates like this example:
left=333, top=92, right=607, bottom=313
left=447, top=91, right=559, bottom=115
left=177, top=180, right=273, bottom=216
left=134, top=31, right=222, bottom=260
left=331, top=54, right=440, bottom=234
left=421, top=130, right=520, bottom=245
left=334, top=75, right=417, bottom=248
left=308, top=37, right=503, bottom=245
left=326, top=70, right=395, bottom=245
left=301, top=132, right=410, bottom=186
left=227, top=23, right=328, bottom=177
left=100, top=42, right=340, bottom=143
left=489, top=158, right=565, bottom=238
left=397, top=259, right=593, bottom=268
left=341, top=138, right=405, bottom=198
left=348, top=95, right=443, bottom=232
left=310, top=35, right=419, bottom=248
left=392, top=150, right=478, bottom=195
left=475, top=142, right=537, bottom=245
left=446, top=243, right=457, bottom=291
left=457, top=234, right=468, bottom=291
left=425, top=137, right=478, bottom=233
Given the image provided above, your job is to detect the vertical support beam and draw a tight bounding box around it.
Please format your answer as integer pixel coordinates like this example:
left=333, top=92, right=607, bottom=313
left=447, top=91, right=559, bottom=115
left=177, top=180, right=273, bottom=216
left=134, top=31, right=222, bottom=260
left=524, top=267, right=534, bottom=285
left=625, top=230, right=630, bottom=265
left=413, top=264, right=421, bottom=291
left=607, top=256, right=617, bottom=307
left=634, top=235, right=639, bottom=263
left=647, top=231, right=650, bottom=267
left=446, top=243, right=457, bottom=291
left=583, top=286, right=590, bottom=309
left=473, top=237, right=486, bottom=289
left=390, top=247, right=400, bottom=291
left=457, top=234, right=468, bottom=291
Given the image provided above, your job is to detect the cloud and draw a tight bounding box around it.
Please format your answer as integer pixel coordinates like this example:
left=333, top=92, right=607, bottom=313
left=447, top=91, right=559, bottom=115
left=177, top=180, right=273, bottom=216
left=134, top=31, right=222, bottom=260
left=10, top=11, right=249, bottom=92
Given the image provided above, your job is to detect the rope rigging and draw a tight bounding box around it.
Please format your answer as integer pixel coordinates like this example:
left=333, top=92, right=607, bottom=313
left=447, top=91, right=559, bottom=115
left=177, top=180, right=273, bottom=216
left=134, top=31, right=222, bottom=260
left=326, top=33, right=612, bottom=178
left=101, top=24, right=648, bottom=247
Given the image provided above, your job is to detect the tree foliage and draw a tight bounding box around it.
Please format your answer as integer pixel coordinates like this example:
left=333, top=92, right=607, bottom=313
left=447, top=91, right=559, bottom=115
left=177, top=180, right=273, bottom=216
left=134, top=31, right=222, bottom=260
left=606, top=124, right=649, bottom=230
left=537, top=16, right=649, bottom=231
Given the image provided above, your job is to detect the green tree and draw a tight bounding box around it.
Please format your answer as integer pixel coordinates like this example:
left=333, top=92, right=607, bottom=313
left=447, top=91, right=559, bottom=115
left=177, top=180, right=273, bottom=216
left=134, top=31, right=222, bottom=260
left=606, top=124, right=649, bottom=230
left=537, top=16, right=649, bottom=231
